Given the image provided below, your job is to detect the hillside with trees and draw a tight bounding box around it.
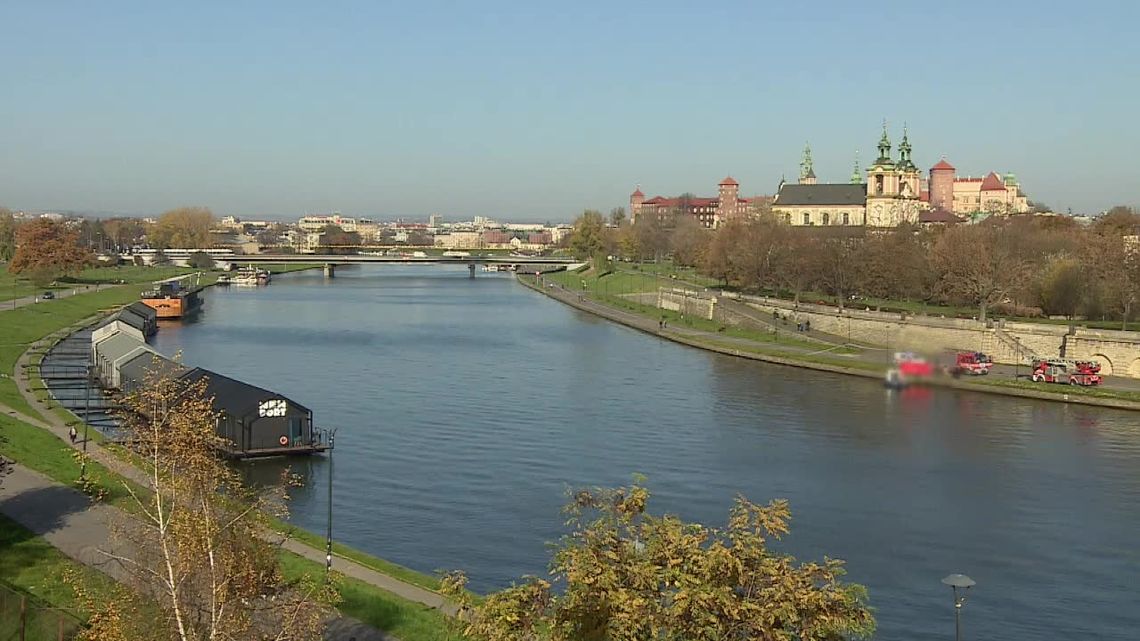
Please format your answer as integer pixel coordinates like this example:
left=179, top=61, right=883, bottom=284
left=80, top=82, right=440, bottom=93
left=568, top=206, right=1140, bottom=327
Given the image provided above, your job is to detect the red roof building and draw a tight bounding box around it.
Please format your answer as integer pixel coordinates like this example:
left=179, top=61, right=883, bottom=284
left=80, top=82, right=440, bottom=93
left=630, top=176, right=759, bottom=229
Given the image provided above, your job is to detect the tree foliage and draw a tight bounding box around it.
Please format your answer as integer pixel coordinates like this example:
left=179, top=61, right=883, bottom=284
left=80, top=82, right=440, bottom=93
left=443, top=481, right=874, bottom=641
left=187, top=251, right=215, bottom=269
left=102, top=217, right=149, bottom=251
left=82, top=367, right=338, bottom=641
left=569, top=210, right=607, bottom=260
left=0, top=207, right=16, bottom=262
left=150, top=207, right=214, bottom=249
left=8, top=218, right=91, bottom=284
left=318, top=224, right=362, bottom=255
left=691, top=212, right=1140, bottom=323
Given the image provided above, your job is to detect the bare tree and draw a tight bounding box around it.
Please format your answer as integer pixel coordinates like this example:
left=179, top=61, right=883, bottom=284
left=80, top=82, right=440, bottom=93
left=78, top=368, right=338, bottom=641
left=932, top=225, right=1030, bottom=321
left=670, top=215, right=709, bottom=267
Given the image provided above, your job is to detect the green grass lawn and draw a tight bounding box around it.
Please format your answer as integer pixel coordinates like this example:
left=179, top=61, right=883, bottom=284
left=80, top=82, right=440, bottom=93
left=278, top=552, right=453, bottom=641
left=539, top=271, right=859, bottom=354
left=66, top=265, right=195, bottom=285
left=0, top=515, right=110, bottom=639
left=0, top=283, right=142, bottom=416
left=276, top=522, right=443, bottom=593
left=0, top=414, right=137, bottom=506
left=619, top=261, right=723, bottom=288
left=0, top=270, right=51, bottom=303
left=971, top=376, right=1140, bottom=403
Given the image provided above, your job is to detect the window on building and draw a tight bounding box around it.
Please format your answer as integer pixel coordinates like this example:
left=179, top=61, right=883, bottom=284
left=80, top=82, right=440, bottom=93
left=875, top=174, right=884, bottom=195
left=822, top=212, right=830, bottom=225
left=785, top=213, right=792, bottom=224
left=843, top=211, right=850, bottom=225
left=802, top=212, right=810, bottom=225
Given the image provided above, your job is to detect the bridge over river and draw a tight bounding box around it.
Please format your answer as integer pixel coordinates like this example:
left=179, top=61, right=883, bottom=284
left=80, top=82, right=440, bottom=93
left=233, top=253, right=581, bottom=277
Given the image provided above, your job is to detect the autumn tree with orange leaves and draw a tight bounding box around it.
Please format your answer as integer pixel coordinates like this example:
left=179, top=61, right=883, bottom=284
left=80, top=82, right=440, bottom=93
left=442, top=480, right=874, bottom=641
left=8, top=218, right=90, bottom=285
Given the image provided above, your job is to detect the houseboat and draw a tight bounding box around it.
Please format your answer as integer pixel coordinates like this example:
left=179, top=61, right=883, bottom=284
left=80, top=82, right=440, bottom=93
left=233, top=266, right=270, bottom=286
left=139, top=275, right=204, bottom=319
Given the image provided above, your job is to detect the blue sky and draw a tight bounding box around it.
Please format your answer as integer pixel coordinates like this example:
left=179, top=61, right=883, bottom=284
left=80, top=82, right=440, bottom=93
left=1, top=1, right=1137, bottom=221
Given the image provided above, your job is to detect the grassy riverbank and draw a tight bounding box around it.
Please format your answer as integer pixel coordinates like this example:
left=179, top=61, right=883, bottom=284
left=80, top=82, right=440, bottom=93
left=0, top=514, right=113, bottom=633
left=0, top=410, right=453, bottom=641
left=526, top=271, right=1140, bottom=410
left=0, top=284, right=145, bottom=416
left=542, top=269, right=858, bottom=354
left=0, top=268, right=455, bottom=639
left=279, top=552, right=453, bottom=641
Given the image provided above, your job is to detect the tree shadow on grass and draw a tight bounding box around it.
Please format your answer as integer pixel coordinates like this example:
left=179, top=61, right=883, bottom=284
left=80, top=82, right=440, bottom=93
left=0, top=480, right=94, bottom=581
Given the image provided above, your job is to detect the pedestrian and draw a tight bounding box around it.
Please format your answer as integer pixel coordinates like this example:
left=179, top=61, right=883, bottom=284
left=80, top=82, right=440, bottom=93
left=68, top=426, right=77, bottom=443
left=805, top=320, right=811, bottom=332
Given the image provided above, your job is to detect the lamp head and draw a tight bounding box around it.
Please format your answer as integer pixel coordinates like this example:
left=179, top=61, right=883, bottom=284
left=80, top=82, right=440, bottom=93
left=941, top=574, right=976, bottom=589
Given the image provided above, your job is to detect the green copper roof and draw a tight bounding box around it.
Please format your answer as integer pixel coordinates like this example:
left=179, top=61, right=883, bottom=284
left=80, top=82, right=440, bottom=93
left=876, top=120, right=893, bottom=164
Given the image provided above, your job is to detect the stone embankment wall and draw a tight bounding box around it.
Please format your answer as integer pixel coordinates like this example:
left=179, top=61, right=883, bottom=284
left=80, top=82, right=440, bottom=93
left=656, top=289, right=715, bottom=320
left=727, top=294, right=1140, bottom=378
left=1066, top=328, right=1140, bottom=377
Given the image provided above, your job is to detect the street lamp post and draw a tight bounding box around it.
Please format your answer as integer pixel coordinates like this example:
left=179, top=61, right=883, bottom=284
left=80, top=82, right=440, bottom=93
left=325, top=430, right=336, bottom=577
left=941, top=573, right=976, bottom=641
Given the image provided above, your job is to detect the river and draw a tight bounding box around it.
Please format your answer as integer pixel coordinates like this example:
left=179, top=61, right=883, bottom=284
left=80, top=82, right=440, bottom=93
left=150, top=265, right=1140, bottom=641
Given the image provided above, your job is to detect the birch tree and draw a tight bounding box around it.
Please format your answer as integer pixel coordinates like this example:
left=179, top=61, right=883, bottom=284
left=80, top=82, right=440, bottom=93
left=85, top=366, right=337, bottom=641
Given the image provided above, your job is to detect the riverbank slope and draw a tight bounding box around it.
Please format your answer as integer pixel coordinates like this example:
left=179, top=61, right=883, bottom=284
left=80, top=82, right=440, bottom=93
left=518, top=273, right=1140, bottom=412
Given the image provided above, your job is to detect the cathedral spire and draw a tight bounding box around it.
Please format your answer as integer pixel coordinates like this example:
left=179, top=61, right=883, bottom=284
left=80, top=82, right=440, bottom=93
left=898, top=123, right=914, bottom=170
left=876, top=119, right=893, bottom=165
left=799, top=142, right=816, bottom=184
left=850, top=150, right=861, bottom=184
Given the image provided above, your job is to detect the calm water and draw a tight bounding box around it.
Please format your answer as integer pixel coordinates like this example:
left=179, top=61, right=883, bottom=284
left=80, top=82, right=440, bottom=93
left=151, top=266, right=1140, bottom=641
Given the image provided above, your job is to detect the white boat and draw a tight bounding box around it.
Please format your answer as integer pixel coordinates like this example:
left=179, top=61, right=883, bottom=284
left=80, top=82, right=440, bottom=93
left=231, top=274, right=260, bottom=287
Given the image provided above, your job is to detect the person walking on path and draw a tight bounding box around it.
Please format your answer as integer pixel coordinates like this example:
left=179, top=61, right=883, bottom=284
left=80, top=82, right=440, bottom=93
left=68, top=426, right=77, bottom=443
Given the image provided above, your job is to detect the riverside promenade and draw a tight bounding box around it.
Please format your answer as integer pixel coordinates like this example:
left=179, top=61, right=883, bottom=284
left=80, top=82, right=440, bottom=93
left=521, top=273, right=1140, bottom=411
left=1, top=326, right=456, bottom=639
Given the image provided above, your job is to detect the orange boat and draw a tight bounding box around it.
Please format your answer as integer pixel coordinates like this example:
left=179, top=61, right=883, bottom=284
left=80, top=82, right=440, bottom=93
left=140, top=279, right=203, bottom=319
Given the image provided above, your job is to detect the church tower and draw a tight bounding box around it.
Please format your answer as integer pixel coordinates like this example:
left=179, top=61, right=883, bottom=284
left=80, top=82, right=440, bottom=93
left=865, top=122, right=920, bottom=227
left=850, top=151, right=862, bottom=184
left=630, top=185, right=645, bottom=224
left=896, top=125, right=921, bottom=199
left=799, top=143, right=817, bottom=185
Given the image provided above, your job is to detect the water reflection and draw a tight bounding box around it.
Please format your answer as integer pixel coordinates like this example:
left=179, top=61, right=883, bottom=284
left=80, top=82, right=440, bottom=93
left=151, top=266, right=1139, bottom=641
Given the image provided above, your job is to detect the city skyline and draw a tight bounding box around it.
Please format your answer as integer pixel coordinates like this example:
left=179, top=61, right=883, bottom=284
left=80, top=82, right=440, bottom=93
left=1, top=1, right=1137, bottom=220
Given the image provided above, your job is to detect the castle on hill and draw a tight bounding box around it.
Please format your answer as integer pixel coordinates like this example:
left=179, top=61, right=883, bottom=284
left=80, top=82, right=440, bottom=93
left=630, top=124, right=1030, bottom=229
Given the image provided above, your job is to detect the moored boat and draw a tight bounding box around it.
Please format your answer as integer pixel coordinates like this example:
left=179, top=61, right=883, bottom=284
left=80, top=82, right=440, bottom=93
left=140, top=275, right=204, bottom=319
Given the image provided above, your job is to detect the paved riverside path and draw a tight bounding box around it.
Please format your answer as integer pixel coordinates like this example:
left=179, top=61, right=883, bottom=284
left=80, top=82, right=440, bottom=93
left=1, top=283, right=105, bottom=310
left=606, top=268, right=1140, bottom=393
left=3, top=333, right=456, bottom=638
left=531, top=276, right=1140, bottom=400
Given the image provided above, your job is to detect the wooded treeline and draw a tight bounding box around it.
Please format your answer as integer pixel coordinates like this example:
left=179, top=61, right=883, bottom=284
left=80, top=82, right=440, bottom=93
left=569, top=206, right=1140, bottom=326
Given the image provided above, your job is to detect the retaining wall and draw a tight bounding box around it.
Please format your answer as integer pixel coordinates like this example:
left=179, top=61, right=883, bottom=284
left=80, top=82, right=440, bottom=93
left=729, top=294, right=1140, bottom=378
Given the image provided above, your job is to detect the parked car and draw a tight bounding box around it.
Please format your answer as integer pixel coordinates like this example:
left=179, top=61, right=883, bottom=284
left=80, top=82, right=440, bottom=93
left=41, top=291, right=55, bottom=300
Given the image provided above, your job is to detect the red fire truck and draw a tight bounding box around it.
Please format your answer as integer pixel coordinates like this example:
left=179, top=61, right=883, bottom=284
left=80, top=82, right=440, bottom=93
left=1031, top=359, right=1102, bottom=386
left=948, top=351, right=993, bottom=376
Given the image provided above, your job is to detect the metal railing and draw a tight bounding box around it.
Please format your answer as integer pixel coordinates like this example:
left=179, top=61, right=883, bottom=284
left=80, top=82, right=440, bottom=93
left=0, top=581, right=85, bottom=641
